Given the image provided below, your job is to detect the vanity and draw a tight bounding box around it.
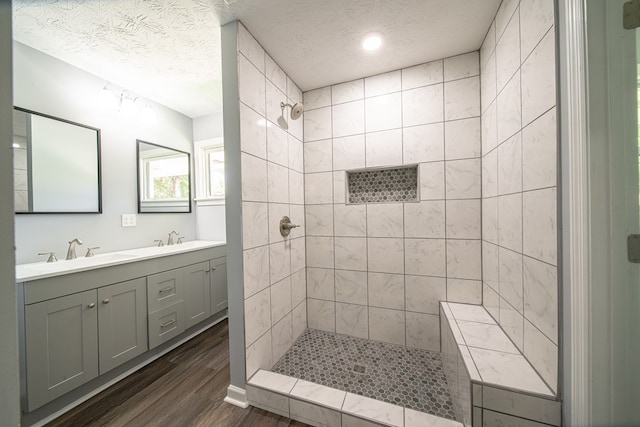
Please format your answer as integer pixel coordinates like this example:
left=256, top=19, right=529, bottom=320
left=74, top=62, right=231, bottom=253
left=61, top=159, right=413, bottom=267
left=16, top=240, right=227, bottom=422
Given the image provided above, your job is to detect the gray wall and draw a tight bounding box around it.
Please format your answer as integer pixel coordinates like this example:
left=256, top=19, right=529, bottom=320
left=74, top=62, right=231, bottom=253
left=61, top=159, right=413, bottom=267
left=13, top=41, right=197, bottom=264
left=0, top=2, right=21, bottom=425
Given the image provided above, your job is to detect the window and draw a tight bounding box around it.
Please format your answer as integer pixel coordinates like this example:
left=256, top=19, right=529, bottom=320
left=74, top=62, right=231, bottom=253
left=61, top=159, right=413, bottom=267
left=195, top=138, right=225, bottom=203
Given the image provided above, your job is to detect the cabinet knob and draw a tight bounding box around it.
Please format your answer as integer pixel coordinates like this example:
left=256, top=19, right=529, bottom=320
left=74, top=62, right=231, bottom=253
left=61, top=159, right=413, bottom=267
left=212, top=266, right=216, bottom=271
left=88, top=302, right=96, bottom=309
left=103, top=298, right=110, bottom=304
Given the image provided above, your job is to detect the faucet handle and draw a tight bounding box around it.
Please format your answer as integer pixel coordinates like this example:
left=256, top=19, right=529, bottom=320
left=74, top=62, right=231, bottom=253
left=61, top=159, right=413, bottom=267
left=85, top=247, right=100, bottom=257
left=154, top=239, right=164, bottom=247
left=177, top=237, right=185, bottom=244
left=38, top=252, right=58, bottom=263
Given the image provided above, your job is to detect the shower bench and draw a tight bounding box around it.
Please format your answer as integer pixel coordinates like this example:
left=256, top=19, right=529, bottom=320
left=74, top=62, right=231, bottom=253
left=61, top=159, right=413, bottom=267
left=439, top=302, right=561, bottom=427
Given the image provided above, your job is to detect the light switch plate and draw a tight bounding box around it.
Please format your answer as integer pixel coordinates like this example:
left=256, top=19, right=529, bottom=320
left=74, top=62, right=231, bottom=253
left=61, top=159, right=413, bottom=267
left=121, top=214, right=137, bottom=227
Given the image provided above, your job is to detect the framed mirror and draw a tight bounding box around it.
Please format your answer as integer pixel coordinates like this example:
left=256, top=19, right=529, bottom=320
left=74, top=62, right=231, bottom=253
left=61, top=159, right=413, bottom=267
left=137, top=140, right=191, bottom=213
left=13, top=107, right=102, bottom=214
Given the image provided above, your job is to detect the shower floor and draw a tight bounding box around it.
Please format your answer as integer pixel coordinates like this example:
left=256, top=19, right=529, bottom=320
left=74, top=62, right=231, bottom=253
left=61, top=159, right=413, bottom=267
left=271, top=328, right=458, bottom=421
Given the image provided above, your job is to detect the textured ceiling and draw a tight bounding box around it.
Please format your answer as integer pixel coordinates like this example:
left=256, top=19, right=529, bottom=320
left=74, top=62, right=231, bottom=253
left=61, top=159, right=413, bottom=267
left=12, top=0, right=500, bottom=118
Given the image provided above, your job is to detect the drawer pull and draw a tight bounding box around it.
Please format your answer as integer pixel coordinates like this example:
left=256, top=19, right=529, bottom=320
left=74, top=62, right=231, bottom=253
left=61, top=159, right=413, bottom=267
left=160, top=319, right=176, bottom=328
left=102, top=298, right=110, bottom=304
left=159, top=286, right=174, bottom=294
left=88, top=302, right=96, bottom=309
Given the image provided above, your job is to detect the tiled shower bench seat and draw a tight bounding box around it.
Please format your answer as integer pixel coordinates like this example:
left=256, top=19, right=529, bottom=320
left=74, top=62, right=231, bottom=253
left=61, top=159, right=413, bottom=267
left=246, top=369, right=463, bottom=427
left=440, top=302, right=561, bottom=427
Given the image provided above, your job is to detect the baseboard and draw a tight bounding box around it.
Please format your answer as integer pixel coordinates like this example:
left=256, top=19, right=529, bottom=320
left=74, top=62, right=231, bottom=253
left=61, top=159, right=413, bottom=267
left=224, top=385, right=249, bottom=408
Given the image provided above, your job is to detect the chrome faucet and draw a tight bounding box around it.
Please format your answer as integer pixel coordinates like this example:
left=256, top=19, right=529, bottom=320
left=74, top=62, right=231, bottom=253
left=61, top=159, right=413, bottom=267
left=66, top=238, right=83, bottom=260
left=167, top=230, right=179, bottom=246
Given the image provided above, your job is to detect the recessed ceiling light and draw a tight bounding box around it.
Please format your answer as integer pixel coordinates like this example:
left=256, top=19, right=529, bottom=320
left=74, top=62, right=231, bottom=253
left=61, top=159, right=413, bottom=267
left=362, top=33, right=383, bottom=52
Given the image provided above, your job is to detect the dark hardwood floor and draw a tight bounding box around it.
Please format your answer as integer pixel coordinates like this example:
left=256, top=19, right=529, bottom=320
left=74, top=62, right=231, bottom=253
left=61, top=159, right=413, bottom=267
left=47, top=319, right=308, bottom=427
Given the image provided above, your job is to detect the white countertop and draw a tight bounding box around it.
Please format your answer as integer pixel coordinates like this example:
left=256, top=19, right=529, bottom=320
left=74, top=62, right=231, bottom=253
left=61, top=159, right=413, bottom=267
left=16, top=240, right=226, bottom=282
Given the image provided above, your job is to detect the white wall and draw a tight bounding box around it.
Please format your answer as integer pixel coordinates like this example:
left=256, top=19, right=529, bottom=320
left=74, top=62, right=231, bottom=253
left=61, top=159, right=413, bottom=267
left=480, top=0, right=558, bottom=393
left=13, top=41, right=197, bottom=264
left=302, top=54, right=482, bottom=351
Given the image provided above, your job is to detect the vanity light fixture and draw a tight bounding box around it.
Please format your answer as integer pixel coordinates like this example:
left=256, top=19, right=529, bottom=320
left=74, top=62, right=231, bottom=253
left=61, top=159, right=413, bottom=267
left=98, top=83, right=119, bottom=110
left=119, top=91, right=139, bottom=117
left=97, top=82, right=158, bottom=123
left=362, top=33, right=383, bottom=52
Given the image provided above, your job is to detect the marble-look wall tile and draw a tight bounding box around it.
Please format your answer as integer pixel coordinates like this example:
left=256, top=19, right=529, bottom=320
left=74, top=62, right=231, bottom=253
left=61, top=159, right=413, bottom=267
left=290, top=399, right=341, bottom=426
left=482, top=101, right=498, bottom=155
left=335, top=237, right=368, bottom=271
left=520, top=0, right=555, bottom=61
left=333, top=79, right=364, bottom=104
left=365, top=93, right=402, bottom=133
left=495, top=0, right=519, bottom=40
left=444, top=52, right=479, bottom=81
left=523, top=187, right=557, bottom=265
left=368, top=273, right=405, bottom=310
left=246, top=385, right=289, bottom=418
left=288, top=134, right=304, bottom=173
left=405, top=238, right=446, bottom=277
left=307, top=267, right=335, bottom=301
left=481, top=20, right=496, bottom=68
left=365, top=70, right=402, bottom=97
left=522, top=108, right=557, bottom=191
left=402, top=84, right=444, bottom=127
left=269, top=241, right=291, bottom=284
left=307, top=298, right=336, bottom=332
left=481, top=51, right=497, bottom=114
left=483, top=281, right=500, bottom=321
left=482, top=197, right=499, bottom=244
left=238, top=54, right=265, bottom=116
left=482, top=385, right=561, bottom=426
left=271, top=277, right=292, bottom=325
left=238, top=23, right=264, bottom=72
left=521, top=29, right=556, bottom=126
left=305, top=172, right=333, bottom=204
left=240, top=102, right=267, bottom=159
left=366, top=203, right=404, bottom=238
left=336, top=303, right=369, bottom=339
left=445, top=158, right=481, bottom=199
left=242, top=202, right=269, bottom=249
left=447, top=279, right=482, bottom=304
left=406, top=312, right=440, bottom=351
left=404, top=200, right=446, bottom=239
left=306, top=236, right=334, bottom=269
left=271, top=313, right=292, bottom=363
left=334, top=204, right=367, bottom=237
left=245, top=288, right=271, bottom=347
left=265, top=54, right=287, bottom=93
left=499, top=247, right=524, bottom=313
left=333, top=134, right=366, bottom=171
left=482, top=148, right=498, bottom=198
left=524, top=320, right=558, bottom=393
left=305, top=204, right=334, bottom=236
left=496, top=7, right=520, bottom=93
left=267, top=162, right=289, bottom=205
left=498, top=193, right=523, bottom=253
left=405, top=275, right=446, bottom=314
left=419, top=162, right=446, bottom=200
left=333, top=100, right=365, bottom=138
left=368, top=237, right=405, bottom=274
left=497, top=132, right=522, bottom=195
left=445, top=117, right=480, bottom=161
left=290, top=237, right=305, bottom=273
left=304, top=107, right=332, bottom=142
left=304, top=86, right=332, bottom=110
left=291, top=268, right=306, bottom=307
left=334, top=171, right=346, bottom=203
left=446, top=199, right=481, bottom=239
left=401, top=60, right=443, bottom=90
left=304, top=139, right=332, bottom=173
left=266, top=80, right=287, bottom=128
left=244, top=246, right=270, bottom=298
left=404, top=122, right=445, bottom=164
left=335, top=270, right=368, bottom=305
left=369, top=307, right=406, bottom=346
left=523, top=256, right=558, bottom=343
left=483, top=241, right=500, bottom=292
left=289, top=171, right=304, bottom=206
left=496, top=71, right=521, bottom=144
left=292, top=300, right=307, bottom=340
left=245, top=331, right=273, bottom=379
left=444, top=76, right=480, bottom=120
left=241, top=153, right=268, bottom=202
left=268, top=203, right=290, bottom=243
left=446, top=239, right=482, bottom=280
left=499, top=298, right=524, bottom=351
left=365, top=129, right=403, bottom=168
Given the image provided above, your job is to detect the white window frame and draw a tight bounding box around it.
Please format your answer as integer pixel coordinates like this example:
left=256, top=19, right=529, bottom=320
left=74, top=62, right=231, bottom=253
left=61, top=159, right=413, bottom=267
left=194, top=137, right=225, bottom=205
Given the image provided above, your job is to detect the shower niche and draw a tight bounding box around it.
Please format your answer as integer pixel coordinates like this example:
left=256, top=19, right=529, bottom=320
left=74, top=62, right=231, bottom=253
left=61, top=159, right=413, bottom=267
left=346, top=164, right=418, bottom=204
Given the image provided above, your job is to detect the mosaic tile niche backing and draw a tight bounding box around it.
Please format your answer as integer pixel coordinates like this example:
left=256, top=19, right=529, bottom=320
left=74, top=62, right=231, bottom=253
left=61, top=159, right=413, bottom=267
left=347, top=166, right=418, bottom=204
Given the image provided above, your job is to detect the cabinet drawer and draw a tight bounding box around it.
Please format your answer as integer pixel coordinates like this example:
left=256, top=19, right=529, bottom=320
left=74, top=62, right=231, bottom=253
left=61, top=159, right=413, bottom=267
left=147, top=269, right=182, bottom=313
left=148, top=302, right=185, bottom=349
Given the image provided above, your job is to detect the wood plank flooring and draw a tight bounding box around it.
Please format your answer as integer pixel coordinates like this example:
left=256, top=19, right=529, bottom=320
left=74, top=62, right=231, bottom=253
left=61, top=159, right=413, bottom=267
left=47, top=319, right=308, bottom=427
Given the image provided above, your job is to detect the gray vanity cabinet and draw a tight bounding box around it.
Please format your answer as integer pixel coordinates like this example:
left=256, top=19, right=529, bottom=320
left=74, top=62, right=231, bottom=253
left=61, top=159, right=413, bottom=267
left=24, top=290, right=99, bottom=411
left=97, top=278, right=148, bottom=374
left=183, top=261, right=212, bottom=329
left=210, top=257, right=227, bottom=314
left=147, top=269, right=185, bottom=349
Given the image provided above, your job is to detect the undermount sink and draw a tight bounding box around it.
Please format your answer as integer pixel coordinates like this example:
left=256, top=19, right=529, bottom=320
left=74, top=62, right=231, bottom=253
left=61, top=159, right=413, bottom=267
left=15, top=240, right=225, bottom=282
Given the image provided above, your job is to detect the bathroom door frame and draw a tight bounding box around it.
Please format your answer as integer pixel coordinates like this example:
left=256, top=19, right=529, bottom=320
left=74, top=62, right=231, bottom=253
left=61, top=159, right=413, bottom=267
left=560, top=0, right=640, bottom=425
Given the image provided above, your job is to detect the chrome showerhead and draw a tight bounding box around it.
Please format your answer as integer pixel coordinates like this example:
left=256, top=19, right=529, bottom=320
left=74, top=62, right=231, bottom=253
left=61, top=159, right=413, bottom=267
left=278, top=101, right=304, bottom=129
left=290, top=102, right=304, bottom=120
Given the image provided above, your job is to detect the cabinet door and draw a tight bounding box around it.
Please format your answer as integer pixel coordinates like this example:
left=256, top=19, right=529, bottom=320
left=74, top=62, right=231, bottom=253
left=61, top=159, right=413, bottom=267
left=98, top=278, right=148, bottom=374
left=210, top=257, right=228, bottom=314
left=24, top=290, right=98, bottom=411
left=183, top=261, right=211, bottom=329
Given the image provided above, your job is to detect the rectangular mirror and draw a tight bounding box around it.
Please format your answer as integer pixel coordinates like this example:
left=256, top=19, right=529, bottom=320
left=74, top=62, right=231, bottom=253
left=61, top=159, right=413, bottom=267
left=137, top=140, right=191, bottom=213
left=13, top=107, right=102, bottom=213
